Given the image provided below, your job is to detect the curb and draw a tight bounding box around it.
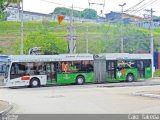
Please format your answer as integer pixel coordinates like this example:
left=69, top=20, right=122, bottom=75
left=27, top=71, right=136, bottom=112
left=97, top=81, right=160, bottom=88
left=153, top=77, right=160, bottom=79
left=133, top=92, right=160, bottom=99
left=0, top=101, right=13, bottom=115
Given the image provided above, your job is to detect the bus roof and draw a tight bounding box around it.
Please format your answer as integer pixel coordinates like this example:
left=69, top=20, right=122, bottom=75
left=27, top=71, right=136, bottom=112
left=100, top=53, right=153, bottom=60
left=8, top=54, right=93, bottom=62
left=7, top=53, right=153, bottom=62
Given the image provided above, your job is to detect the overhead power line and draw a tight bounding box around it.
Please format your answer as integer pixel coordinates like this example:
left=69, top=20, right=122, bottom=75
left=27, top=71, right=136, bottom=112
left=131, top=0, right=158, bottom=15
left=125, top=0, right=158, bottom=15
left=40, top=0, right=65, bottom=6
left=40, top=0, right=85, bottom=10
left=125, top=0, right=146, bottom=13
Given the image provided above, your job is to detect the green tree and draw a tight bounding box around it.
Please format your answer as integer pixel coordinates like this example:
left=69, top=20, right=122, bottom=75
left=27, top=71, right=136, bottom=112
left=81, top=8, right=97, bottom=19
left=53, top=7, right=81, bottom=17
left=53, top=7, right=97, bottom=19
left=0, top=0, right=20, bottom=21
left=0, top=0, right=6, bottom=21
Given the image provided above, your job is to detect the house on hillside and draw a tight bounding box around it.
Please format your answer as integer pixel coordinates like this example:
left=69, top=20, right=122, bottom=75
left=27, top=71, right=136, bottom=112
left=6, top=6, right=54, bottom=21
left=123, top=13, right=143, bottom=22
left=6, top=7, right=96, bottom=23
left=105, top=11, right=143, bottom=24
left=6, top=6, right=19, bottom=21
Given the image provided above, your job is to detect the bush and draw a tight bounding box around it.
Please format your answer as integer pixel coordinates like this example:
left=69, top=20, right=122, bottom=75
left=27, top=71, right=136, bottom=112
left=15, top=28, right=68, bottom=54
left=154, top=69, right=160, bottom=77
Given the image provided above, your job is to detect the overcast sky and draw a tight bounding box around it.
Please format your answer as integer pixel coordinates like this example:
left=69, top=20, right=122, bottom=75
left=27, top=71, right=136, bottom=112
left=23, top=0, right=160, bottom=16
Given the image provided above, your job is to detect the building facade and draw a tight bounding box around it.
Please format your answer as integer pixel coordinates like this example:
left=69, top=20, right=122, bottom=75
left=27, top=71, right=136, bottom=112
left=105, top=11, right=143, bottom=24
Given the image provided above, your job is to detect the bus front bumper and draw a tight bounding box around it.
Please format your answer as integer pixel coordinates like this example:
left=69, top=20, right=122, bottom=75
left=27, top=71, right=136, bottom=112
left=3, top=78, right=29, bottom=87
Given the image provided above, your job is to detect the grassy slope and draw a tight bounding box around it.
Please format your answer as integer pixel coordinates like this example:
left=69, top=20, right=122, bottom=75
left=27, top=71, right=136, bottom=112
left=0, top=21, right=160, bottom=54
left=0, top=21, right=66, bottom=54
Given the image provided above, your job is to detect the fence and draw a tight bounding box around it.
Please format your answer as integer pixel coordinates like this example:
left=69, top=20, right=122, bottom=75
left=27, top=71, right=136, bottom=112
left=154, top=52, right=160, bottom=69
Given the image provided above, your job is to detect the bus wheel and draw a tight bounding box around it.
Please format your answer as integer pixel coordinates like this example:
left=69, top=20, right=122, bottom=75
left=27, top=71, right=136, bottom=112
left=30, top=78, right=40, bottom=87
left=126, top=74, right=134, bottom=82
left=76, top=76, right=85, bottom=85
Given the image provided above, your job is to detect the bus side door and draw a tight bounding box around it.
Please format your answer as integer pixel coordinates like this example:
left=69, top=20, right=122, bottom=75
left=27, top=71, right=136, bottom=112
left=136, top=60, right=145, bottom=78
left=45, top=62, right=57, bottom=83
left=106, top=61, right=117, bottom=80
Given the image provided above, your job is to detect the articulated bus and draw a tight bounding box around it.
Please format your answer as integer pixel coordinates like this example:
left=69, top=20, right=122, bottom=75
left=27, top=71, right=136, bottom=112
left=4, top=53, right=154, bottom=87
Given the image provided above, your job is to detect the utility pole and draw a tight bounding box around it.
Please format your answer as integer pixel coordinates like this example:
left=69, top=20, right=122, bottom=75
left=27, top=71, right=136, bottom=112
left=145, top=8, right=155, bottom=77
left=145, top=8, right=155, bottom=55
left=68, top=4, right=76, bottom=54
left=70, top=4, right=74, bottom=54
left=73, top=25, right=76, bottom=54
left=150, top=8, right=154, bottom=56
left=20, top=0, right=24, bottom=55
left=86, top=26, right=89, bottom=53
left=119, top=3, right=126, bottom=53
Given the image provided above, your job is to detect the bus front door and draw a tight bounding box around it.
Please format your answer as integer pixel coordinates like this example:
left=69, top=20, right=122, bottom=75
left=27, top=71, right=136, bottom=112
left=46, top=62, right=57, bottom=83
left=137, top=60, right=145, bottom=78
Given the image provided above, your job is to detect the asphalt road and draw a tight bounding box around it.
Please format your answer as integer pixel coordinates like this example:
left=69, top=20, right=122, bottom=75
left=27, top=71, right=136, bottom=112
left=0, top=79, right=160, bottom=114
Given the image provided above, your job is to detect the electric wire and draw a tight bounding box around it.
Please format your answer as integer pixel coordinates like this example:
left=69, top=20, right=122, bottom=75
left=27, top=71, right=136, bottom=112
left=125, top=0, right=146, bottom=13
left=129, top=0, right=158, bottom=15
left=132, top=0, right=158, bottom=15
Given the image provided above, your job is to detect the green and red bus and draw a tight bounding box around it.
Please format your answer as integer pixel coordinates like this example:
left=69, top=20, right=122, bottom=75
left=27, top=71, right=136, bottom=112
left=4, top=53, right=154, bottom=87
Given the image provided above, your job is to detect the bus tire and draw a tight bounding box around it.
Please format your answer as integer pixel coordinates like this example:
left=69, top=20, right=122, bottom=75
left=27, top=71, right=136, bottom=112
left=30, top=78, right=40, bottom=88
left=126, top=73, right=134, bottom=82
left=76, top=75, right=85, bottom=85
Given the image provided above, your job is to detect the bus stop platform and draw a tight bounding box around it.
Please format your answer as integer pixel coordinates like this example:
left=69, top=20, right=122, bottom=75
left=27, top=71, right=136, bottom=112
left=0, top=100, right=12, bottom=115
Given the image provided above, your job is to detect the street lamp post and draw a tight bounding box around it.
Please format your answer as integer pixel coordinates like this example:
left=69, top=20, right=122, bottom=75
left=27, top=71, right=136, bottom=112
left=20, top=0, right=24, bottom=55
left=145, top=8, right=155, bottom=77
left=119, top=3, right=126, bottom=53
left=150, top=8, right=154, bottom=56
